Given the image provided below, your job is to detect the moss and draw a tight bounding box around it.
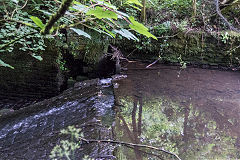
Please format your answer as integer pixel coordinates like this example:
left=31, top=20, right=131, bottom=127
left=116, top=30, right=240, bottom=67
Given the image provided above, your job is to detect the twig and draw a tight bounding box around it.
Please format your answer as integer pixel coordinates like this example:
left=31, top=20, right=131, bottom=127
left=2, top=2, right=10, bottom=18
left=0, top=19, right=39, bottom=30
left=79, top=138, right=181, bottom=160
left=10, top=0, right=29, bottom=19
left=156, top=33, right=179, bottom=39
left=58, top=18, right=96, bottom=29
left=126, top=145, right=164, bottom=160
left=146, top=57, right=161, bottom=68
left=234, top=17, right=240, bottom=26
left=227, top=44, right=240, bottom=53
left=126, top=48, right=137, bottom=57
left=20, top=0, right=29, bottom=10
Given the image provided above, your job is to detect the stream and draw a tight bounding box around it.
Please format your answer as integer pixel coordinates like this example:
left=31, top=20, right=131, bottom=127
left=113, top=62, right=240, bottom=159
left=1, top=62, right=240, bottom=159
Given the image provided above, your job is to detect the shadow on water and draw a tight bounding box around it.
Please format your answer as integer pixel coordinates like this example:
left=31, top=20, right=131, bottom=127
left=113, top=62, right=240, bottom=160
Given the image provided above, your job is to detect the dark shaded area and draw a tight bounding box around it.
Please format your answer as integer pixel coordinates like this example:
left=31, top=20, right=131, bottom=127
left=97, top=54, right=116, bottom=78
left=0, top=40, right=64, bottom=110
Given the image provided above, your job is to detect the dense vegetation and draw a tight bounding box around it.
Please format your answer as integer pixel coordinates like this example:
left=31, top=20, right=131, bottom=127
left=0, top=0, right=239, bottom=69
left=0, top=1, right=240, bottom=159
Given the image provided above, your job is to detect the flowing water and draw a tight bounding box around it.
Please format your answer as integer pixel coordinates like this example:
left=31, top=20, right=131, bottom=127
left=0, top=83, right=115, bottom=159
left=1, top=62, right=240, bottom=160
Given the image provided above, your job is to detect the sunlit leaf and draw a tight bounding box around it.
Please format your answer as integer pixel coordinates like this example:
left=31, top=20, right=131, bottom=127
left=30, top=16, right=44, bottom=29
left=92, top=0, right=117, bottom=10
left=71, top=3, right=89, bottom=13
left=22, top=22, right=35, bottom=28
left=86, top=7, right=118, bottom=20
left=0, top=59, right=14, bottom=69
left=113, top=29, right=139, bottom=41
left=129, top=16, right=157, bottom=40
left=39, top=10, right=52, bottom=16
left=70, top=28, right=91, bottom=39
left=126, top=0, right=143, bottom=7
left=31, top=54, right=43, bottom=61
left=90, top=27, right=114, bottom=37
left=103, top=28, right=116, bottom=38
left=116, top=11, right=129, bottom=19
left=11, top=0, right=18, bottom=4
left=128, top=4, right=141, bottom=11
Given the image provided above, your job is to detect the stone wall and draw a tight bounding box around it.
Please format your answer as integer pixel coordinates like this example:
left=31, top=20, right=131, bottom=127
left=116, top=30, right=240, bottom=67
left=0, top=40, right=64, bottom=108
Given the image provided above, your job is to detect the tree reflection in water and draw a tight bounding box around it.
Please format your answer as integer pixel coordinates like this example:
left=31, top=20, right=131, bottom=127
left=112, top=62, right=240, bottom=160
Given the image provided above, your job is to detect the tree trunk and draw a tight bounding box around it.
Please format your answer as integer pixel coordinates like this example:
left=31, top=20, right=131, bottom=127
left=192, top=0, right=197, bottom=22
left=140, top=0, right=146, bottom=23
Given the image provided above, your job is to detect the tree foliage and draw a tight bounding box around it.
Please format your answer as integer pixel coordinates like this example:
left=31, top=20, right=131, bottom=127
left=0, top=0, right=157, bottom=69
left=1, top=0, right=240, bottom=69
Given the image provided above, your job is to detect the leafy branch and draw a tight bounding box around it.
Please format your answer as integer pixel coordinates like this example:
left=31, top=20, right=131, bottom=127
left=0, top=31, right=38, bottom=51
left=50, top=125, right=181, bottom=160
left=41, top=0, right=74, bottom=35
left=0, top=19, right=39, bottom=30
left=1, top=0, right=157, bottom=69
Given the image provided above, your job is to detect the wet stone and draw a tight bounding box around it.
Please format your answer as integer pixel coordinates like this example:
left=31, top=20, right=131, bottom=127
left=0, top=82, right=115, bottom=159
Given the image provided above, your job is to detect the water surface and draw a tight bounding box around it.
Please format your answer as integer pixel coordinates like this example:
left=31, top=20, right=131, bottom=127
left=113, top=62, right=240, bottom=159
left=1, top=62, right=240, bottom=160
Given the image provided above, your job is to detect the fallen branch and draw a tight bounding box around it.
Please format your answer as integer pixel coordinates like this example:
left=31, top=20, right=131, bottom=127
left=227, top=44, right=240, bottom=53
left=146, top=57, right=161, bottom=68
left=126, top=145, right=164, bottom=160
left=80, top=137, right=181, bottom=160
left=156, top=33, right=179, bottom=39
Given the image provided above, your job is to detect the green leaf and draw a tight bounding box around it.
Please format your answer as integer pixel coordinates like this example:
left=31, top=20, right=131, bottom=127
left=91, top=27, right=114, bottom=37
left=114, top=29, right=139, bottom=41
left=22, top=22, right=36, bottom=28
left=0, top=59, right=14, bottom=69
left=31, top=54, right=43, bottom=61
left=30, top=16, right=44, bottom=29
left=70, top=28, right=91, bottom=39
left=38, top=10, right=52, bottom=16
left=71, top=3, right=89, bottom=13
left=11, top=0, right=18, bottom=4
left=128, top=16, right=157, bottom=40
left=103, top=28, right=116, bottom=38
left=116, top=11, right=129, bottom=18
left=129, top=4, right=141, bottom=11
left=92, top=0, right=117, bottom=10
left=86, top=7, right=118, bottom=20
left=126, top=0, right=143, bottom=7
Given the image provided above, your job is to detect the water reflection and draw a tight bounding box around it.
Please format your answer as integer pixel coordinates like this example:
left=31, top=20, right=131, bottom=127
left=113, top=62, right=240, bottom=159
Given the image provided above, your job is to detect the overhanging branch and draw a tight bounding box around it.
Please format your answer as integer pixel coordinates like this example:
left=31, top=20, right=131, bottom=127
left=215, top=0, right=240, bottom=32
left=41, top=0, right=74, bottom=35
